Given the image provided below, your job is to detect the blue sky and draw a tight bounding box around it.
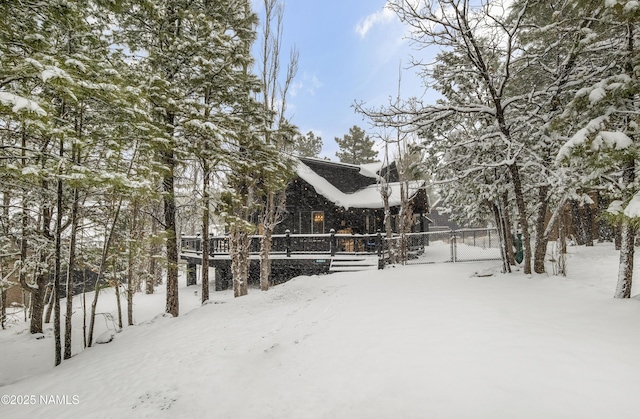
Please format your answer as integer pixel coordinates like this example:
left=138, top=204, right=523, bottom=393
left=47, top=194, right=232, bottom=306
left=252, top=1, right=439, bottom=160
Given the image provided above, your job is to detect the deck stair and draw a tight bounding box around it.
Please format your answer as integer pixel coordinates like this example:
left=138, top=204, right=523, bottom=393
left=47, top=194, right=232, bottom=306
left=329, top=255, right=379, bottom=272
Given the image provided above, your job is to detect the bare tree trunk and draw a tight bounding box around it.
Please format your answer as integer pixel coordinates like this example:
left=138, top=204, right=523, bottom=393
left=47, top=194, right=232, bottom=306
left=87, top=198, right=123, bottom=347
left=27, top=203, right=52, bottom=334
left=44, top=283, right=54, bottom=324
left=557, top=208, right=568, bottom=276
left=584, top=200, right=594, bottom=246
left=501, top=193, right=516, bottom=266
left=259, top=228, right=272, bottom=291
left=614, top=220, right=635, bottom=298
left=383, top=193, right=395, bottom=265
left=231, top=228, right=250, bottom=298
left=147, top=204, right=160, bottom=294
left=115, top=282, right=123, bottom=330
left=259, top=190, right=286, bottom=292
left=64, top=186, right=80, bottom=360
left=201, top=166, right=210, bottom=303
left=127, top=200, right=139, bottom=326
left=163, top=136, right=179, bottom=316
left=82, top=266, right=87, bottom=349
left=491, top=200, right=511, bottom=274
left=53, top=137, right=64, bottom=366
left=614, top=21, right=636, bottom=297
left=533, top=185, right=550, bottom=274
left=0, top=287, right=6, bottom=331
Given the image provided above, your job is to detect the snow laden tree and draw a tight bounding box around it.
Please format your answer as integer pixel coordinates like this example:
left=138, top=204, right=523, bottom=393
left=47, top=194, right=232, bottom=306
left=358, top=0, right=535, bottom=273
left=555, top=0, right=640, bottom=298
left=509, top=0, right=607, bottom=273
left=0, top=0, right=153, bottom=364
left=116, top=0, right=258, bottom=313
left=213, top=0, right=272, bottom=298
left=292, top=130, right=323, bottom=158
left=0, top=0, right=57, bottom=336
left=171, top=0, right=266, bottom=303
left=335, top=125, right=379, bottom=164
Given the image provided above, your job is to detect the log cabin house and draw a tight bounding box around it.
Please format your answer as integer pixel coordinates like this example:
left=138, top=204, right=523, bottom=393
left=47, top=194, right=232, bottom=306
left=278, top=157, right=430, bottom=236
left=180, top=156, right=430, bottom=290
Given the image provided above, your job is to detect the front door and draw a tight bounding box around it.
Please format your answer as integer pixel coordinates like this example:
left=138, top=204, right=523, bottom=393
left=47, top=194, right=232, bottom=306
left=312, top=211, right=324, bottom=234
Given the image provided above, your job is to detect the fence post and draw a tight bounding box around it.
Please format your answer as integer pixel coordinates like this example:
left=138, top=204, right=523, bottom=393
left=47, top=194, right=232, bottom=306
left=285, top=229, right=291, bottom=257
left=330, top=229, right=336, bottom=256
left=450, top=231, right=457, bottom=263
left=376, top=230, right=382, bottom=258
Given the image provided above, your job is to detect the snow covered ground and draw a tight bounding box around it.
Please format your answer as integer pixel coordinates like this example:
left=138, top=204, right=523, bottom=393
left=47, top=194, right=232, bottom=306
left=1, top=243, right=640, bottom=418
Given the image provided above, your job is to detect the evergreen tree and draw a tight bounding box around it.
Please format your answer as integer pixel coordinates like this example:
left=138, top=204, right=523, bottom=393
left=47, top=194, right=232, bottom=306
left=335, top=125, right=378, bottom=164
left=555, top=0, right=640, bottom=298
left=293, top=130, right=323, bottom=158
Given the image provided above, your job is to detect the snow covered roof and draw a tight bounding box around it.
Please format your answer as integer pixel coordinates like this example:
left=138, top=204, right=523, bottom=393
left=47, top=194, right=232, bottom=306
left=296, top=160, right=424, bottom=210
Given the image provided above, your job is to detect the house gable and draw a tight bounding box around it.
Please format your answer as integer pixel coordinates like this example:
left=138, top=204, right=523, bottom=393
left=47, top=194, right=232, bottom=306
left=277, top=157, right=429, bottom=235
left=298, top=157, right=376, bottom=193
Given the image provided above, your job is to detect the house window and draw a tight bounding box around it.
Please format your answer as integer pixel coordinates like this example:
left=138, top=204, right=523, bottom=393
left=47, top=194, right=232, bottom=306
left=312, top=211, right=324, bottom=234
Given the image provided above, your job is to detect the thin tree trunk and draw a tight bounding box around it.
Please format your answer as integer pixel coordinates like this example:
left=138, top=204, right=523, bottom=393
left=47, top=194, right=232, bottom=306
left=584, top=200, right=594, bottom=246
left=259, top=229, right=272, bottom=291
left=115, top=282, right=123, bottom=330
left=44, top=283, right=54, bottom=323
left=231, top=229, right=250, bottom=298
left=147, top=205, right=159, bottom=294
left=163, top=121, right=179, bottom=316
left=0, top=287, right=6, bottom=330
left=127, top=199, right=139, bottom=326
left=64, top=186, right=79, bottom=360
left=614, top=220, right=635, bottom=298
left=82, top=266, right=87, bottom=349
left=87, top=198, right=123, bottom=347
left=202, top=166, right=210, bottom=302
left=570, top=200, right=586, bottom=245
left=53, top=137, right=64, bottom=366
left=508, top=163, right=532, bottom=274
left=501, top=192, right=516, bottom=266
left=28, top=206, right=52, bottom=334
left=533, top=185, right=550, bottom=274
left=492, top=200, right=511, bottom=274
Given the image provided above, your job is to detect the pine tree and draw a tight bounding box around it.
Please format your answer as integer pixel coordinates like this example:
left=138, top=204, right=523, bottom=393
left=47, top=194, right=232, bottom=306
left=555, top=0, right=640, bottom=298
left=335, top=125, right=378, bottom=164
left=293, top=130, right=323, bottom=158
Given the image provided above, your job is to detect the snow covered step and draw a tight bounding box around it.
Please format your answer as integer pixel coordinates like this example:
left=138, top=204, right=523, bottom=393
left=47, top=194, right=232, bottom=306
left=329, top=256, right=379, bottom=272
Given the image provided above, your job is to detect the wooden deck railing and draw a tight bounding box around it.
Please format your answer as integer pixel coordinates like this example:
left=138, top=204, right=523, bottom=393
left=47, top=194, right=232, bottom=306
left=181, top=230, right=385, bottom=258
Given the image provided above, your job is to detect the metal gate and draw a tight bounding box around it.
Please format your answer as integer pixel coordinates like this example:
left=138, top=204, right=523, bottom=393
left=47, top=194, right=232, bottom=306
left=401, top=228, right=502, bottom=265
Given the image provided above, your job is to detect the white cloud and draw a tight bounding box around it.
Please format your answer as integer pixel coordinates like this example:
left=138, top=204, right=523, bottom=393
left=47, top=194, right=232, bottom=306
left=290, top=80, right=303, bottom=98
left=291, top=73, right=323, bottom=97
left=355, top=5, right=396, bottom=39
left=306, top=74, right=322, bottom=96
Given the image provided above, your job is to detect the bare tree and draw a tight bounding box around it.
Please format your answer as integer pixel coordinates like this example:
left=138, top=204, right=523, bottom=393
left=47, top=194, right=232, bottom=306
left=257, top=0, right=298, bottom=291
left=358, top=0, right=534, bottom=273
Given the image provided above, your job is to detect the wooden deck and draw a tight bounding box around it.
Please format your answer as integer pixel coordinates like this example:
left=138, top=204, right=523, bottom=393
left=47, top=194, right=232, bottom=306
left=180, top=232, right=386, bottom=290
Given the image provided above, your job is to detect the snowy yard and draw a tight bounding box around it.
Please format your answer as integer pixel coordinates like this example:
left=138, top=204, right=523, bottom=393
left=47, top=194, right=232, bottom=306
left=1, top=243, right=640, bottom=418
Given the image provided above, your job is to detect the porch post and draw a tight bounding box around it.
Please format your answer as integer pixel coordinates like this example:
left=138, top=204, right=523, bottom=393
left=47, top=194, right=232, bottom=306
left=285, top=230, right=291, bottom=257
left=330, top=229, right=336, bottom=256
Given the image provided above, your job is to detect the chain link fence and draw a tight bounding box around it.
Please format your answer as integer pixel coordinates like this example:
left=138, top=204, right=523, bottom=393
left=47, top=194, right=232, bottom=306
left=402, top=228, right=502, bottom=264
